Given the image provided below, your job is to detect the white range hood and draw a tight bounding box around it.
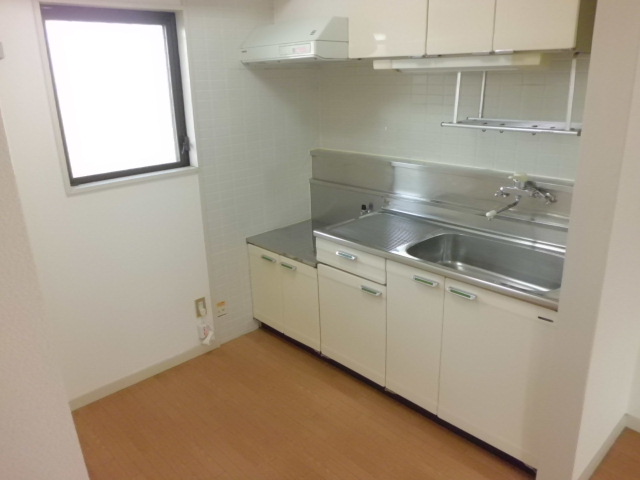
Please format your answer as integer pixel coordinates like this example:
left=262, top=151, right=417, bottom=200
left=240, top=17, right=348, bottom=64
left=374, top=53, right=550, bottom=73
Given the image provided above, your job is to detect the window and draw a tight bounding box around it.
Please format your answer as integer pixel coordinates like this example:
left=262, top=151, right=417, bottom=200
left=41, top=5, right=190, bottom=186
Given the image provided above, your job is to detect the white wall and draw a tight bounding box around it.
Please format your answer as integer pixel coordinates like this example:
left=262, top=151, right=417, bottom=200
left=536, top=1, right=640, bottom=479
left=184, top=0, right=319, bottom=343
left=0, top=0, right=214, bottom=404
left=0, top=110, right=89, bottom=479
left=274, top=0, right=348, bottom=22
left=630, top=349, right=640, bottom=419
left=572, top=2, right=640, bottom=473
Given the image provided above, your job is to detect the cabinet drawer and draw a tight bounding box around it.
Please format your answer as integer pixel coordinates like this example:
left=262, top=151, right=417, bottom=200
left=316, top=237, right=386, bottom=284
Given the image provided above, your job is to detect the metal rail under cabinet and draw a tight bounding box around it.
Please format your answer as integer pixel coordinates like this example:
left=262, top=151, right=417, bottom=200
left=442, top=55, right=582, bottom=136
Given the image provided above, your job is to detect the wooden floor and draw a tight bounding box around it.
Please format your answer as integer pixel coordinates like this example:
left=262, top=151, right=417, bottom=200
left=591, top=428, right=640, bottom=480
left=73, top=329, right=637, bottom=480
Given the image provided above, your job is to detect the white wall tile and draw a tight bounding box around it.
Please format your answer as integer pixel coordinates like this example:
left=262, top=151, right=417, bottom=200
left=185, top=0, right=318, bottom=344
left=319, top=57, right=588, bottom=179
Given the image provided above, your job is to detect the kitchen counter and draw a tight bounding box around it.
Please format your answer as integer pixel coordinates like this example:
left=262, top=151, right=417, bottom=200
left=246, top=211, right=563, bottom=310
left=246, top=220, right=317, bottom=267
left=314, top=211, right=562, bottom=311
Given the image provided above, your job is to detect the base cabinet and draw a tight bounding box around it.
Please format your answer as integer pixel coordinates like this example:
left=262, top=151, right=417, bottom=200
left=318, top=264, right=386, bottom=385
left=386, top=261, right=444, bottom=413
left=251, top=236, right=557, bottom=466
left=248, top=245, right=320, bottom=350
left=438, top=279, right=556, bottom=467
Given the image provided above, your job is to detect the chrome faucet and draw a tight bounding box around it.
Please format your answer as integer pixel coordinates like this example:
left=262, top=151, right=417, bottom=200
left=486, top=173, right=556, bottom=220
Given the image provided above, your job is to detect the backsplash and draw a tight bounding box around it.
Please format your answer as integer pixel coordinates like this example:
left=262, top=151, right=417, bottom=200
left=318, top=56, right=589, bottom=180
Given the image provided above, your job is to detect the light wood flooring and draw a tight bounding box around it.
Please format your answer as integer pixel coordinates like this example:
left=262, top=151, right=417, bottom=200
left=591, top=428, right=640, bottom=480
left=73, top=328, right=638, bottom=480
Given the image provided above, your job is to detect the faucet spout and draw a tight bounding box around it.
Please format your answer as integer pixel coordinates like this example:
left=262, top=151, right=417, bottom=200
left=486, top=195, right=521, bottom=220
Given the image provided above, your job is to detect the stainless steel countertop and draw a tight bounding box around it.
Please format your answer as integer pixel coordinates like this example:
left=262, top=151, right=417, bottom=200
left=246, top=220, right=317, bottom=267
left=314, top=211, right=562, bottom=311
left=246, top=213, right=563, bottom=310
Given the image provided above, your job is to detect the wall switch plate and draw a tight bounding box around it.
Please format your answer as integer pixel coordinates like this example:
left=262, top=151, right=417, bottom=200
left=216, top=301, right=227, bottom=317
left=195, top=297, right=207, bottom=318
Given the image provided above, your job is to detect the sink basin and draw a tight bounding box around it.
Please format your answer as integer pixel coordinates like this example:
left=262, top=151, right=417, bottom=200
left=406, top=233, right=563, bottom=293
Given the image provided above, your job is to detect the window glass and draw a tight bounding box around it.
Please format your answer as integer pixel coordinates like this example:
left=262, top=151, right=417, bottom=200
left=41, top=6, right=190, bottom=186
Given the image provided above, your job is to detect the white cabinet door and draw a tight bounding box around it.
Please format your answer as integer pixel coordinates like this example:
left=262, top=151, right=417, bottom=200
left=438, top=279, right=555, bottom=467
left=280, top=257, right=320, bottom=351
left=347, top=0, right=428, bottom=59
left=386, top=261, right=444, bottom=413
left=318, top=264, right=386, bottom=385
left=426, top=0, right=495, bottom=55
left=493, top=0, right=582, bottom=52
left=248, top=245, right=284, bottom=331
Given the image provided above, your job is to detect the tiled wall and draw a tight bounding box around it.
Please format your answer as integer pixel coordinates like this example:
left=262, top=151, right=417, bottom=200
left=185, top=1, right=588, bottom=343
left=318, top=56, right=588, bottom=180
left=185, top=0, right=319, bottom=343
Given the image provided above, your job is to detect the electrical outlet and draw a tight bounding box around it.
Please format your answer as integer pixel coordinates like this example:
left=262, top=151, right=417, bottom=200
left=216, top=301, right=227, bottom=317
left=195, top=297, right=207, bottom=318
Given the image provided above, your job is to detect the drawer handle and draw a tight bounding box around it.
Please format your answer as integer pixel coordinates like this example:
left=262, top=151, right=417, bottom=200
left=447, top=287, right=477, bottom=301
left=336, top=250, right=358, bottom=261
left=261, top=254, right=277, bottom=263
left=413, top=275, right=439, bottom=287
left=280, top=262, right=297, bottom=271
left=361, top=285, right=382, bottom=297
left=538, top=316, right=554, bottom=323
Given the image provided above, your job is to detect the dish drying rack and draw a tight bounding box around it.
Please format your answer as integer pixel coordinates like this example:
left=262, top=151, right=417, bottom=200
left=442, top=55, right=581, bottom=136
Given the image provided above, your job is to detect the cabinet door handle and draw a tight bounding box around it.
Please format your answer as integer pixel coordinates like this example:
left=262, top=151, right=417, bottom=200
left=537, top=316, right=554, bottom=323
left=280, top=262, right=297, bottom=271
left=361, top=285, right=382, bottom=297
left=336, top=250, right=358, bottom=261
left=413, top=275, right=439, bottom=287
left=261, top=254, right=277, bottom=263
left=447, top=287, right=477, bottom=301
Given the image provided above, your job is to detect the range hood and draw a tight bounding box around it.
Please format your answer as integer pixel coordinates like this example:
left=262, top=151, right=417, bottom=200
left=373, top=53, right=550, bottom=73
left=240, top=17, right=348, bottom=64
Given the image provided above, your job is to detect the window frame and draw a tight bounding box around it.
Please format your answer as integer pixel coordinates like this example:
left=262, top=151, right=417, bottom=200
left=40, top=4, right=191, bottom=186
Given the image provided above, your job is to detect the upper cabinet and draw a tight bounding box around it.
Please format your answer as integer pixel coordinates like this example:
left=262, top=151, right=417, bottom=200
left=426, top=0, right=495, bottom=56
left=272, top=0, right=596, bottom=59
left=493, top=0, right=596, bottom=53
left=347, top=0, right=428, bottom=59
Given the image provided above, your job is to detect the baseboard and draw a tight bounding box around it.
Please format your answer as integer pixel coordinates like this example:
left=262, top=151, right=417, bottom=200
left=69, top=344, right=216, bottom=410
left=576, top=415, right=627, bottom=480
left=626, top=414, right=640, bottom=433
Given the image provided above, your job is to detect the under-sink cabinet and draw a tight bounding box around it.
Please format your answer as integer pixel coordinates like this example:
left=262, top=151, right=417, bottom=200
left=439, top=279, right=556, bottom=467
left=316, top=238, right=387, bottom=385
left=318, top=264, right=387, bottom=386
left=386, top=261, right=444, bottom=414
left=247, top=245, right=320, bottom=350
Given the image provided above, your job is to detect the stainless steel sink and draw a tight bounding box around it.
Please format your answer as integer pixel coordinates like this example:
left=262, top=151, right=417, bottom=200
left=405, top=233, right=563, bottom=293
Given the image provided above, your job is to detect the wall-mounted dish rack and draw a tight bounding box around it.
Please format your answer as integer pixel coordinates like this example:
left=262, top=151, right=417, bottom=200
left=442, top=55, right=581, bottom=136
